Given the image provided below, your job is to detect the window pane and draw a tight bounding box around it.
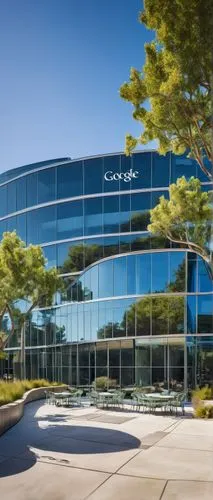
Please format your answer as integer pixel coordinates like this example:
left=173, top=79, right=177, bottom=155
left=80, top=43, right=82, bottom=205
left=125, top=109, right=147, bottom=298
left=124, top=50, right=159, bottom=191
left=84, top=238, right=103, bottom=267
left=99, top=260, right=113, bottom=298
left=131, top=192, right=150, bottom=231
left=27, top=173, right=37, bottom=207
left=187, top=253, right=197, bottom=292
left=16, top=177, right=26, bottom=211
left=38, top=168, right=56, bottom=203
left=57, top=241, right=84, bottom=273
left=198, top=295, right=213, bottom=333
left=103, top=236, right=119, bottom=257
left=0, top=185, right=7, bottom=217
left=168, top=297, right=184, bottom=334
left=120, top=194, right=130, bottom=232
left=84, top=158, right=103, bottom=195
left=132, top=152, right=151, bottom=189
left=187, top=296, right=197, bottom=334
left=27, top=206, right=56, bottom=244
left=152, top=152, right=170, bottom=187
left=7, top=182, right=16, bottom=214
left=169, top=252, right=186, bottom=291
left=57, top=201, right=83, bottom=239
left=103, top=155, right=120, bottom=193
left=152, top=252, right=169, bottom=292
left=136, top=254, right=151, bottom=294
left=57, top=162, right=83, bottom=199
left=120, top=155, right=132, bottom=191
left=127, top=255, right=136, bottom=295
left=43, top=245, right=56, bottom=269
left=136, top=298, right=151, bottom=336
left=84, top=198, right=103, bottom=235
left=198, top=258, right=213, bottom=293
left=103, top=196, right=119, bottom=233
left=90, top=265, right=99, bottom=300
left=152, top=297, right=169, bottom=335
left=171, top=155, right=197, bottom=183
left=16, top=214, right=26, bottom=242
left=114, top=257, right=127, bottom=296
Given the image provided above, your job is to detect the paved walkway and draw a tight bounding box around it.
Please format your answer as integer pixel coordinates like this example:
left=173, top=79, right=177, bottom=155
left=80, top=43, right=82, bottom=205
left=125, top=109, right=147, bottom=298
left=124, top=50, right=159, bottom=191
left=0, top=401, right=213, bottom=499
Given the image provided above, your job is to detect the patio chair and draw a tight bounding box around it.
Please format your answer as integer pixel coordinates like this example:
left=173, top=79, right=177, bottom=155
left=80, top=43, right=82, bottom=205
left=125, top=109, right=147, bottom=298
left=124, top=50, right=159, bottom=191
left=169, top=392, right=186, bottom=415
left=110, top=391, right=125, bottom=409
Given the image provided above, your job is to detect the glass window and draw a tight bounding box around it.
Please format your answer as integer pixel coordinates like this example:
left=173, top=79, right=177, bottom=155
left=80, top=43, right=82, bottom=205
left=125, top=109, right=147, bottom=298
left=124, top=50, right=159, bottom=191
left=132, top=152, right=151, bottom=189
left=169, top=252, right=186, bottom=292
left=171, top=154, right=197, bottom=183
left=198, top=258, right=213, bottom=293
left=96, top=342, right=107, bottom=366
left=187, top=296, right=197, bottom=334
left=196, top=337, right=213, bottom=387
left=90, top=264, right=99, bottom=300
left=7, top=181, right=16, bottom=214
left=7, top=216, right=16, bottom=233
left=152, top=152, right=170, bottom=187
left=131, top=192, right=151, bottom=231
left=120, top=194, right=130, bottom=232
left=103, top=155, right=120, bottom=193
left=43, top=245, right=56, bottom=268
left=98, top=260, right=113, bottom=298
left=84, top=197, right=103, bottom=235
left=197, top=295, right=213, bottom=333
left=38, top=167, right=56, bottom=203
left=0, top=220, right=7, bottom=240
left=57, top=161, right=83, bottom=199
left=105, top=303, right=113, bottom=339
left=120, top=155, right=132, bottom=191
left=0, top=185, right=7, bottom=217
left=131, top=233, right=150, bottom=251
left=84, top=238, right=103, bottom=267
left=57, top=200, right=83, bottom=239
left=168, top=297, right=184, bottom=334
left=27, top=206, right=56, bottom=244
left=136, top=297, right=151, bottom=336
left=114, top=257, right=127, bottom=296
left=135, top=341, right=151, bottom=366
left=112, top=299, right=127, bottom=337
left=27, top=173, right=37, bottom=207
left=127, top=255, right=136, bottom=295
left=16, top=214, right=26, bottom=242
left=187, top=253, right=197, bottom=292
left=84, top=158, right=103, bottom=195
left=150, top=234, right=170, bottom=249
left=152, top=252, right=169, bottom=292
left=103, top=196, right=119, bottom=233
left=136, top=254, right=151, bottom=294
left=152, top=297, right=169, bottom=335
left=103, top=236, right=119, bottom=257
left=119, top=234, right=132, bottom=254
left=109, top=341, right=120, bottom=366
left=91, top=303, right=99, bottom=340
left=16, top=177, right=26, bottom=211
left=121, top=339, right=133, bottom=366
left=57, top=241, right=84, bottom=273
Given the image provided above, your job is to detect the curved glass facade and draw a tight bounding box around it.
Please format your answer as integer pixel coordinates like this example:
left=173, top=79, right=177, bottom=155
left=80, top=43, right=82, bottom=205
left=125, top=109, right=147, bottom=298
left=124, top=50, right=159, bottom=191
left=2, top=151, right=213, bottom=392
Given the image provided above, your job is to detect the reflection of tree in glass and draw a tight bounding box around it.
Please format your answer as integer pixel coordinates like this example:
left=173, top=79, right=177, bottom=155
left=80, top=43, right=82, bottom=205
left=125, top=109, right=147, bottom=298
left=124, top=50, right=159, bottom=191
left=97, top=322, right=125, bottom=339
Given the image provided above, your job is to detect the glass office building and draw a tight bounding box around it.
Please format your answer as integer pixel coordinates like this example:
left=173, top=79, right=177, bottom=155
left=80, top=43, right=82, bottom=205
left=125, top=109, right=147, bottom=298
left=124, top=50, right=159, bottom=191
left=1, top=151, right=213, bottom=391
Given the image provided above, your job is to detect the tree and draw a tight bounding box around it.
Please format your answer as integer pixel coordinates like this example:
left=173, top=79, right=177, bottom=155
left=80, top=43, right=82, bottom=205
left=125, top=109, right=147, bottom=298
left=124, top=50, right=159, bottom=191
left=120, top=0, right=213, bottom=180
left=0, top=232, right=62, bottom=377
left=148, top=176, right=213, bottom=268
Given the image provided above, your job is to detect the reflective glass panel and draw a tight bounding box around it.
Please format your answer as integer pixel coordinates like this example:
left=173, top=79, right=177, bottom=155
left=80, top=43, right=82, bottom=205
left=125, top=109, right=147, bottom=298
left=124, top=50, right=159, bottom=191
left=103, top=155, right=120, bottom=193
left=57, top=162, right=83, bottom=199
left=98, top=260, right=113, bottom=298
left=152, top=152, right=170, bottom=187
left=103, top=236, right=119, bottom=257
left=27, top=206, right=56, bottom=244
left=136, top=254, right=151, bottom=294
left=16, top=214, right=26, bottom=242
left=90, top=264, right=99, bottom=300
left=84, top=238, right=103, bottom=267
left=197, top=295, right=213, bottom=333
left=120, top=155, right=132, bottom=191
left=27, top=173, right=37, bottom=207
left=136, top=297, right=151, bottom=336
left=43, top=245, right=57, bottom=268
left=114, top=257, right=127, bottom=296
left=84, top=158, right=103, bottom=195
left=57, top=241, right=84, bottom=273
left=16, top=177, right=26, bottom=211
left=57, top=201, right=83, bottom=239
left=0, top=185, right=7, bottom=217
left=127, top=255, right=136, bottom=295
left=168, top=297, right=184, bottom=334
left=7, top=181, right=16, bottom=214
left=131, top=192, right=150, bottom=231
left=152, top=252, right=169, bottom=292
left=84, top=198, right=103, bottom=235
left=169, top=252, right=186, bottom=291
left=120, top=194, right=130, bottom=232
left=171, top=155, right=197, bottom=183
left=187, top=296, right=197, bottom=334
left=152, top=297, right=169, bottom=335
left=198, top=258, right=213, bottom=293
left=187, top=253, right=197, bottom=292
left=38, top=167, right=56, bottom=203
left=103, top=196, right=119, bottom=233
left=132, top=152, right=151, bottom=189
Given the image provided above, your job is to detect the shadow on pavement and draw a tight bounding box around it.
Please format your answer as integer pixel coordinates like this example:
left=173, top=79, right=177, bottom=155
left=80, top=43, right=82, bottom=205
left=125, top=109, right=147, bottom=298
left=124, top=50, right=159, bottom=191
left=0, top=401, right=141, bottom=478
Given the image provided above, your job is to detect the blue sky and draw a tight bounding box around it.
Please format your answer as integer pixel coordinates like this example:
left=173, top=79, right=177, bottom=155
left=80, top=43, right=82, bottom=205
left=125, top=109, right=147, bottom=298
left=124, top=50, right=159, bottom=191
left=0, top=0, right=154, bottom=172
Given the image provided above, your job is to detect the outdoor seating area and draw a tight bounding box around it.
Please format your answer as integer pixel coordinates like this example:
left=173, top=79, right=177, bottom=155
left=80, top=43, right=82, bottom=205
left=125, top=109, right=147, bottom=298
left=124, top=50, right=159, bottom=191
left=45, top=389, right=83, bottom=407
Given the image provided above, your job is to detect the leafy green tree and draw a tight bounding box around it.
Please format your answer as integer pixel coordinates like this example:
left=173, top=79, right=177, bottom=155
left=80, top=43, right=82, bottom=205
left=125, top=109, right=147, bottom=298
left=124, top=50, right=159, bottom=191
left=148, top=177, right=212, bottom=268
left=120, top=0, right=213, bottom=180
left=0, top=232, right=62, bottom=377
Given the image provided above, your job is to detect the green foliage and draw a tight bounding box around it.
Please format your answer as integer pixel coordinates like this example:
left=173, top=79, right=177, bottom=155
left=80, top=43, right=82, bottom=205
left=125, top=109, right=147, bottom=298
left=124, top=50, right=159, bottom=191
left=0, top=379, right=62, bottom=406
left=92, top=377, right=117, bottom=390
left=0, top=232, right=62, bottom=350
left=148, top=176, right=212, bottom=265
left=195, top=404, right=213, bottom=419
left=120, top=0, right=213, bottom=180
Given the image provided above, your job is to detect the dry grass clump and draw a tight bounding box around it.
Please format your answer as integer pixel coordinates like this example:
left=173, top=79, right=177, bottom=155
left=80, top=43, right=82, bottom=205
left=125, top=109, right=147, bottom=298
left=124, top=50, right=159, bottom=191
left=0, top=379, right=61, bottom=406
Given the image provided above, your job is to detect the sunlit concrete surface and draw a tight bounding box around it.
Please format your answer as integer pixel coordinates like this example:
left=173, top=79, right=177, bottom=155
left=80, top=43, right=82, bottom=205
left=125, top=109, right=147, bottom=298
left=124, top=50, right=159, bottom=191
left=0, top=401, right=213, bottom=499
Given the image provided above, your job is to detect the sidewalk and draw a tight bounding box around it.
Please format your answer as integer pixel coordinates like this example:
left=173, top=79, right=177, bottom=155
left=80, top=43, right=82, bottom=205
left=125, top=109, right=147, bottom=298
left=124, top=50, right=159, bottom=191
left=0, top=401, right=212, bottom=499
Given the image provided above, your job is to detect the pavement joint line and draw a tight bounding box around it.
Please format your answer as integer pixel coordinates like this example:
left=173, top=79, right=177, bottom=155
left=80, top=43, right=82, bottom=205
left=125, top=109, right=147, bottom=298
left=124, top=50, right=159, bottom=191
left=84, top=472, right=114, bottom=500
left=154, top=444, right=213, bottom=453
left=112, top=471, right=213, bottom=483
left=159, top=479, right=168, bottom=500
left=112, top=448, right=143, bottom=475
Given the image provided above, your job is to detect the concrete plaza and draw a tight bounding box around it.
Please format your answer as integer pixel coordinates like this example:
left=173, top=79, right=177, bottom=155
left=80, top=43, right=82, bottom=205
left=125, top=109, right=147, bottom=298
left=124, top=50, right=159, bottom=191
left=0, top=401, right=213, bottom=499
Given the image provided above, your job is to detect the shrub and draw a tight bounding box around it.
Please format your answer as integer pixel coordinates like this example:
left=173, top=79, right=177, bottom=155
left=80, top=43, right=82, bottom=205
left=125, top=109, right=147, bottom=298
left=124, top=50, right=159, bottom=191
left=92, top=377, right=117, bottom=391
left=195, top=404, right=213, bottom=419
left=0, top=379, right=62, bottom=407
left=192, top=386, right=213, bottom=401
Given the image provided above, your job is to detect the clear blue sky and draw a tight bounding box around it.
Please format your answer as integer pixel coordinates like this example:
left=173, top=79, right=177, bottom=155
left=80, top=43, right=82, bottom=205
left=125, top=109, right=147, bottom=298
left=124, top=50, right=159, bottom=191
left=0, top=0, right=154, bottom=172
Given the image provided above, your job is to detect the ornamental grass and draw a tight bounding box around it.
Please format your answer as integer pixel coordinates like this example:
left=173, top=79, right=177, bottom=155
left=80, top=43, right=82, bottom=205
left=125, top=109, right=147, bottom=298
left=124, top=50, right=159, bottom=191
left=0, top=379, right=60, bottom=406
